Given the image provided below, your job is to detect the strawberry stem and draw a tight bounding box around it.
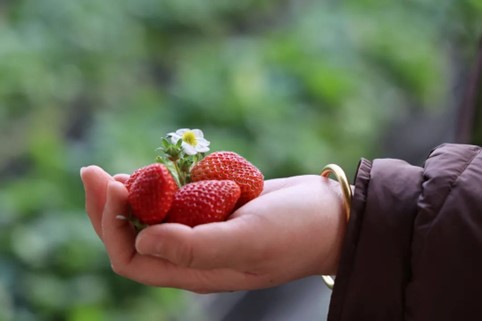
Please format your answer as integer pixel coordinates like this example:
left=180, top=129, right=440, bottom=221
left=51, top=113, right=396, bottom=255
left=172, top=159, right=186, bottom=186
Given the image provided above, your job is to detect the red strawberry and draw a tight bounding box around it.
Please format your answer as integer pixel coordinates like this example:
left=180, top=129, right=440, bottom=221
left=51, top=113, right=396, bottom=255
left=166, top=180, right=241, bottom=227
left=125, top=163, right=178, bottom=225
left=190, top=151, right=264, bottom=207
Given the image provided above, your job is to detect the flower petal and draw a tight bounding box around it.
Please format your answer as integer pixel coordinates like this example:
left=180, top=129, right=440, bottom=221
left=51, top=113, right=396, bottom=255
left=169, top=134, right=181, bottom=144
left=176, top=128, right=190, bottom=135
left=196, top=138, right=210, bottom=148
left=182, top=143, right=197, bottom=155
left=191, top=129, right=204, bottom=138
left=195, top=145, right=210, bottom=153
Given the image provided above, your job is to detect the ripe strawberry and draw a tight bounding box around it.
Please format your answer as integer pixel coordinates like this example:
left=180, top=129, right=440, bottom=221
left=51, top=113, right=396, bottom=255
left=190, top=151, right=264, bottom=207
left=125, top=163, right=178, bottom=225
left=166, top=180, right=241, bottom=227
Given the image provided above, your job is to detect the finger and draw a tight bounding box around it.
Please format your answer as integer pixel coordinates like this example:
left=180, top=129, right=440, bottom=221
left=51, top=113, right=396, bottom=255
left=117, top=253, right=258, bottom=292
left=135, top=215, right=265, bottom=270
left=118, top=254, right=258, bottom=292
left=80, top=165, right=114, bottom=239
left=113, top=174, right=130, bottom=184
left=101, top=181, right=137, bottom=269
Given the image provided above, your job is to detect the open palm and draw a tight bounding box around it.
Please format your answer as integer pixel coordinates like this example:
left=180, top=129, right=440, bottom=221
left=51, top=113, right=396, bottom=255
left=81, top=165, right=345, bottom=293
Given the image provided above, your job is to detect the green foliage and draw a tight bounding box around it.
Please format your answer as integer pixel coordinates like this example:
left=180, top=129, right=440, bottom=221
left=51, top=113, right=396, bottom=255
left=0, top=0, right=481, bottom=320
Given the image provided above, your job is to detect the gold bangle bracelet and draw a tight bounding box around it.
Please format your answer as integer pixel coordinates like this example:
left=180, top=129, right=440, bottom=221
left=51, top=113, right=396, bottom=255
left=320, top=164, right=352, bottom=290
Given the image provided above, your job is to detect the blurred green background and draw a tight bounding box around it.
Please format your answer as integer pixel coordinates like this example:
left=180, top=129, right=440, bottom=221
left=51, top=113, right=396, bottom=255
left=0, top=0, right=481, bottom=320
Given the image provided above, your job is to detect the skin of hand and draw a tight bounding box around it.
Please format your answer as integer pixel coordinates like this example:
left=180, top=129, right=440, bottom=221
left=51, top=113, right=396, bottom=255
left=80, top=165, right=347, bottom=293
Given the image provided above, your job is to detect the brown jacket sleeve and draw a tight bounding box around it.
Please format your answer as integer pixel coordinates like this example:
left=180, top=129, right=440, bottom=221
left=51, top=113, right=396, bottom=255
left=327, top=144, right=482, bottom=321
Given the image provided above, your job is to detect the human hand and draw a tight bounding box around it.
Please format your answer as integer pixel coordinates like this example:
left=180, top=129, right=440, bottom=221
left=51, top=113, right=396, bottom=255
left=81, top=165, right=346, bottom=293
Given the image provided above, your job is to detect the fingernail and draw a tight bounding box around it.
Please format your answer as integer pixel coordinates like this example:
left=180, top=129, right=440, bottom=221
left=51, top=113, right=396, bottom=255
left=136, top=232, right=162, bottom=257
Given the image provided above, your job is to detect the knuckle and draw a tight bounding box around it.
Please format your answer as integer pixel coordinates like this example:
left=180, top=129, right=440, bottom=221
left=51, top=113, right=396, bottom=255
left=173, top=239, right=195, bottom=267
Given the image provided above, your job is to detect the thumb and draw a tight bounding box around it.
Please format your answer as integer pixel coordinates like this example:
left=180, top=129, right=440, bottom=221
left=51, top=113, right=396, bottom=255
left=135, top=215, right=262, bottom=270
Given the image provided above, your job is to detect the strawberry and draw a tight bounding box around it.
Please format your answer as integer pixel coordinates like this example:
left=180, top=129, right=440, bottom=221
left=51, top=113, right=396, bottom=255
left=190, top=151, right=264, bottom=207
left=125, top=163, right=178, bottom=225
left=166, top=180, right=241, bottom=227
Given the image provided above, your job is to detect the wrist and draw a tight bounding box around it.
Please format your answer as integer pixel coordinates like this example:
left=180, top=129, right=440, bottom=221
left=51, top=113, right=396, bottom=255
left=321, top=180, right=348, bottom=274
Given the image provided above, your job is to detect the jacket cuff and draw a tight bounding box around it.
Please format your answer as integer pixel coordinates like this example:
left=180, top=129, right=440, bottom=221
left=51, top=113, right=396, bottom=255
left=328, top=158, right=423, bottom=321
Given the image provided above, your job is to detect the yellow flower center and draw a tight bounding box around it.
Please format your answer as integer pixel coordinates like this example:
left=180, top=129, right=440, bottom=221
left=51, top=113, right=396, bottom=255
left=182, top=131, right=198, bottom=146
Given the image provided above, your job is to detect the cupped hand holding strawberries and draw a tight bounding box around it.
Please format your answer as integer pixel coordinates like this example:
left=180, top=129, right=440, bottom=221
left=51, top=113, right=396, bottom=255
left=80, top=129, right=346, bottom=293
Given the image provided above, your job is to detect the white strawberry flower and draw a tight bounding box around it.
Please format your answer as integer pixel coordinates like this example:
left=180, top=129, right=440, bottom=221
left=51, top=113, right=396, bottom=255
left=168, top=128, right=210, bottom=155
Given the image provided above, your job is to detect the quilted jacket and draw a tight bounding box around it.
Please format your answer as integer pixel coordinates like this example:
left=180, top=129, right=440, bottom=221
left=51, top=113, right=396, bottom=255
left=328, top=144, right=482, bottom=321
